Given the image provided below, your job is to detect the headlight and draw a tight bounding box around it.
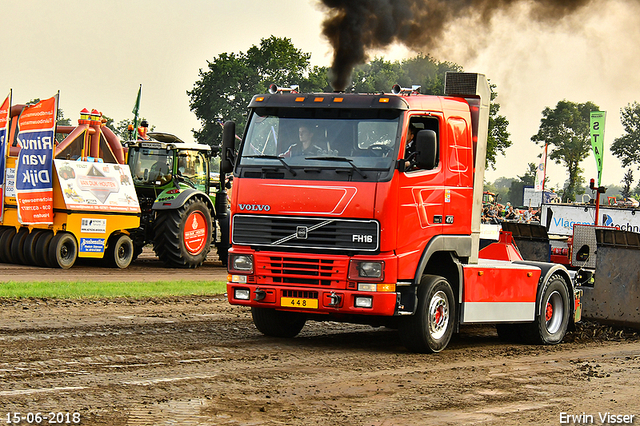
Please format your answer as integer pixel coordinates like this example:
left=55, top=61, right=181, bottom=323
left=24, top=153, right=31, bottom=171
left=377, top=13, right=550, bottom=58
left=348, top=260, right=384, bottom=281
left=234, top=288, right=250, bottom=300
left=229, top=254, right=254, bottom=273
left=354, top=296, right=373, bottom=308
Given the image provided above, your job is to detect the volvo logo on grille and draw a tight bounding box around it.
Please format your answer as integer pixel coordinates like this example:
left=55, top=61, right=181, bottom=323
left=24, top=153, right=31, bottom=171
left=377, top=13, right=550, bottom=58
left=238, top=204, right=271, bottom=212
left=296, top=226, right=308, bottom=239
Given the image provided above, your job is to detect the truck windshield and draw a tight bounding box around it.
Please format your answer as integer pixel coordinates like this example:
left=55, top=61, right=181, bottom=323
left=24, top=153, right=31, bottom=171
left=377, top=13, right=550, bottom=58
left=129, top=147, right=174, bottom=185
left=239, top=108, right=401, bottom=175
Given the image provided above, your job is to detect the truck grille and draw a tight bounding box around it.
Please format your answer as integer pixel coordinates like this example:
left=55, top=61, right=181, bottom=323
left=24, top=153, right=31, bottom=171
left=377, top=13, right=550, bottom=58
left=255, top=254, right=348, bottom=287
left=232, top=214, right=379, bottom=252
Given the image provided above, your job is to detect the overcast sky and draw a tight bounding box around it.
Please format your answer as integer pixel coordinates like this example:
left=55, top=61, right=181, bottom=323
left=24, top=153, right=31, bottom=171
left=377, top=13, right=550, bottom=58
left=4, top=0, right=640, bottom=189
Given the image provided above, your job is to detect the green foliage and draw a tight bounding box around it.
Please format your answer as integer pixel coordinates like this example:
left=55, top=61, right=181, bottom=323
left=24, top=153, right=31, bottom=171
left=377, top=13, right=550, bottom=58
left=621, top=169, right=634, bottom=199
left=188, top=36, right=315, bottom=147
left=506, top=163, right=537, bottom=206
left=0, top=280, right=227, bottom=299
left=611, top=101, right=640, bottom=168
left=531, top=100, right=599, bottom=202
left=188, top=41, right=510, bottom=167
left=487, top=83, right=512, bottom=170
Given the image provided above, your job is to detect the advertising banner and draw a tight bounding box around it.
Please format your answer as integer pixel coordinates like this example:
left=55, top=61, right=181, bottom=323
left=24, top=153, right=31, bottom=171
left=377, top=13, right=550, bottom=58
left=54, top=159, right=140, bottom=213
left=590, top=111, right=606, bottom=186
left=541, top=203, right=640, bottom=236
left=15, top=95, right=57, bottom=224
left=0, top=92, right=10, bottom=222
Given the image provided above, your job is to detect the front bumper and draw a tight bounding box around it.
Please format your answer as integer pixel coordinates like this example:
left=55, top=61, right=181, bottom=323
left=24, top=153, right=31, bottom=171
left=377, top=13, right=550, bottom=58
left=227, top=282, right=399, bottom=316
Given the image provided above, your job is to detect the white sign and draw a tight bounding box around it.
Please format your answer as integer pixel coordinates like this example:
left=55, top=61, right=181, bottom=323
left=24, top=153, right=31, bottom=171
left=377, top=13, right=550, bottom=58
left=5, top=167, right=15, bottom=197
left=81, top=218, right=107, bottom=233
left=542, top=204, right=640, bottom=236
left=54, top=160, right=140, bottom=213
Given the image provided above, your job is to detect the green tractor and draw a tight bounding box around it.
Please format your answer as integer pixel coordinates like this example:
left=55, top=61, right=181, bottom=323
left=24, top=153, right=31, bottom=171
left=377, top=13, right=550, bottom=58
left=126, top=132, right=229, bottom=268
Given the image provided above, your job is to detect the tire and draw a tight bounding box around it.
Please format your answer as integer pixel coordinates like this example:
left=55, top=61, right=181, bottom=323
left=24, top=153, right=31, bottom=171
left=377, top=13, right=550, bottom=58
left=34, top=231, right=55, bottom=267
left=0, top=228, right=16, bottom=263
left=153, top=197, right=212, bottom=268
left=522, top=274, right=571, bottom=345
left=398, top=275, right=456, bottom=353
left=10, top=228, right=30, bottom=265
left=22, top=230, right=44, bottom=266
left=251, top=307, right=307, bottom=338
left=105, top=233, right=134, bottom=269
left=48, top=232, right=78, bottom=269
left=0, top=228, right=17, bottom=264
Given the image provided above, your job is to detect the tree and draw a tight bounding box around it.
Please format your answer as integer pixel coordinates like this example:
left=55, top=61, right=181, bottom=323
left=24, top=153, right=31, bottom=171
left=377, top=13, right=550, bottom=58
left=487, top=83, right=511, bottom=170
left=188, top=36, right=316, bottom=147
left=531, top=100, right=599, bottom=202
left=189, top=38, right=511, bottom=167
left=507, top=163, right=537, bottom=206
left=621, top=169, right=634, bottom=199
left=611, top=101, right=640, bottom=168
left=348, top=56, right=510, bottom=168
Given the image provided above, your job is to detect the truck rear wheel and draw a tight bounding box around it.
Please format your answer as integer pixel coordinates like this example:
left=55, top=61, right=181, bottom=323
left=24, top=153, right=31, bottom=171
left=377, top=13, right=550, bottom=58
left=153, top=197, right=212, bottom=268
left=523, top=275, right=570, bottom=344
left=105, top=233, right=134, bottom=269
left=251, top=307, right=307, bottom=338
left=399, top=275, right=456, bottom=353
left=48, top=232, right=78, bottom=269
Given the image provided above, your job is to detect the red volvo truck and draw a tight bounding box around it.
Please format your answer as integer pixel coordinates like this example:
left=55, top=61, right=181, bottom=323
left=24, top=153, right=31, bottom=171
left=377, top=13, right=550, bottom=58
left=221, top=73, right=581, bottom=352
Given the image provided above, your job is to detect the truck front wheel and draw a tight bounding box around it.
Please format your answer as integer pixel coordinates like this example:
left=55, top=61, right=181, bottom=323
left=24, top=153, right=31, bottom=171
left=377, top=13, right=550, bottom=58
left=399, top=275, right=456, bottom=353
left=251, top=307, right=306, bottom=338
left=153, top=197, right=212, bottom=268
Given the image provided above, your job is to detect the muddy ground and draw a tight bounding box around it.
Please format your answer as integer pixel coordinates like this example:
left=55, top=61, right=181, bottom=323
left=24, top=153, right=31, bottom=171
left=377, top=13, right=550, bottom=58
left=1, top=253, right=640, bottom=426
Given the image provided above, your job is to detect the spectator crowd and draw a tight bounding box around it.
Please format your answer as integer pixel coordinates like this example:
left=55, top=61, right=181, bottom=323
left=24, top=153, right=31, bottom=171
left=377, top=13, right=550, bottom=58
left=481, top=202, right=541, bottom=224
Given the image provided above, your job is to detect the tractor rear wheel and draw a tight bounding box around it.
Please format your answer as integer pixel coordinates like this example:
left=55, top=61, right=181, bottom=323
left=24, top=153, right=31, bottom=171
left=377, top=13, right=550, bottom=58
left=153, top=197, right=212, bottom=268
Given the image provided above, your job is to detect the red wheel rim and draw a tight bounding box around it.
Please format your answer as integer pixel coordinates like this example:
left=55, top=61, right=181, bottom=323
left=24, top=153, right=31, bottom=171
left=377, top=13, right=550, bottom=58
left=545, top=302, right=553, bottom=322
left=183, top=211, right=208, bottom=255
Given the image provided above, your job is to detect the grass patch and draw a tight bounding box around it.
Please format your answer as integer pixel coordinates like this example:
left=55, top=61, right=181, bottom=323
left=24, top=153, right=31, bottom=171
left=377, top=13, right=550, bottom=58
left=0, top=280, right=227, bottom=299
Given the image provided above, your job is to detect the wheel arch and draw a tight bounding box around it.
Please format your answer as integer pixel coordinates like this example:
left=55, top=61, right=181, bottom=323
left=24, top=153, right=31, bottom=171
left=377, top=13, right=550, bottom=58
left=414, top=235, right=471, bottom=304
left=515, top=261, right=573, bottom=319
left=152, top=188, right=214, bottom=214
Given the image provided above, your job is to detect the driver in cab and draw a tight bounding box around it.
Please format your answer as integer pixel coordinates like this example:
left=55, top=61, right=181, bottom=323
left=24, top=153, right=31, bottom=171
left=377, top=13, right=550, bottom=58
left=282, top=124, right=323, bottom=158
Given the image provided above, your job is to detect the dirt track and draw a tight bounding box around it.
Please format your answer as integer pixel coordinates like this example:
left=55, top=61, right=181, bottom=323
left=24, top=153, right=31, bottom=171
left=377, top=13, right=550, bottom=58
left=1, top=254, right=640, bottom=425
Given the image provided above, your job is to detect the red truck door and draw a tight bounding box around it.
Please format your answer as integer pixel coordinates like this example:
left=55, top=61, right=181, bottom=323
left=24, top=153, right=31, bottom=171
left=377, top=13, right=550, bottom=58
left=396, top=114, right=444, bottom=279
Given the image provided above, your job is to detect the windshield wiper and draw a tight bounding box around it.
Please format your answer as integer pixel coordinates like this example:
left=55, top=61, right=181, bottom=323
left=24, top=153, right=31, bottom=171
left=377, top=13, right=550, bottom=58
left=243, top=155, right=296, bottom=176
left=305, top=156, right=367, bottom=179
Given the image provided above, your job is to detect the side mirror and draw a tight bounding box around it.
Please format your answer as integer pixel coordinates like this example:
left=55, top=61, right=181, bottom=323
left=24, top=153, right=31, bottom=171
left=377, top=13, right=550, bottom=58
left=220, top=121, right=236, bottom=174
left=576, top=244, right=590, bottom=262
left=414, top=129, right=438, bottom=170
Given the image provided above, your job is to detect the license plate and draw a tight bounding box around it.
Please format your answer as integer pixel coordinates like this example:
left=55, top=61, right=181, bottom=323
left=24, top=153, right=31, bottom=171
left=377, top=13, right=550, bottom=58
left=281, top=297, right=318, bottom=309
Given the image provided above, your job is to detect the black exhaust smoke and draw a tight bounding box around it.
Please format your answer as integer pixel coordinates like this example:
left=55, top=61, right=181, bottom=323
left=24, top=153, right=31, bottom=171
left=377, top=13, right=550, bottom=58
left=319, top=0, right=597, bottom=91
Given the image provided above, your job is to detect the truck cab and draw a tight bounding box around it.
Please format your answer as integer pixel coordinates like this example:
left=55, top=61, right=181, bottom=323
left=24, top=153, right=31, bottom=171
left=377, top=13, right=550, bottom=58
left=224, top=73, right=579, bottom=352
